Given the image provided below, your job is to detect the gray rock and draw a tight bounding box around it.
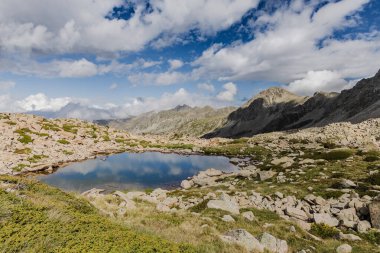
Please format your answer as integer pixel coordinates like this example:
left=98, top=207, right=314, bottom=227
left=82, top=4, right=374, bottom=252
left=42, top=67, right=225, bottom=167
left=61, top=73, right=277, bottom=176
left=369, top=201, right=380, bottom=229
left=220, top=229, right=264, bottom=253
left=258, top=170, right=276, bottom=181
left=180, top=179, right=193, bottom=189
left=285, top=207, right=309, bottom=221
left=207, top=193, right=240, bottom=214
left=339, top=179, right=356, bottom=188
left=338, top=232, right=362, bottom=241
left=314, top=213, right=339, bottom=227
left=336, top=244, right=352, bottom=253
left=260, top=232, right=288, bottom=253
left=222, top=215, right=235, bottom=222
left=242, top=211, right=256, bottom=221
left=356, top=220, right=371, bottom=233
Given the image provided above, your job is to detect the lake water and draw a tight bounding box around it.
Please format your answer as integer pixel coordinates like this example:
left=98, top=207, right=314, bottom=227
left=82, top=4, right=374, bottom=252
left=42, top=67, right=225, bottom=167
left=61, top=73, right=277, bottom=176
left=37, top=152, right=237, bottom=192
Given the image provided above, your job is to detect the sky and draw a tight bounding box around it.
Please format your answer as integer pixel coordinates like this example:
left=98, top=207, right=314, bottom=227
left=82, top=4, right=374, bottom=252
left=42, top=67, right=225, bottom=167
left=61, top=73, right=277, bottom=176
left=0, top=0, right=379, bottom=120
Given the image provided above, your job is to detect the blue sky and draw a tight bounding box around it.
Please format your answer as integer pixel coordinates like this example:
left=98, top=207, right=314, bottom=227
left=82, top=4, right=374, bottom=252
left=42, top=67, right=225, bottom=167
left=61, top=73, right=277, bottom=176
left=0, top=0, right=379, bottom=119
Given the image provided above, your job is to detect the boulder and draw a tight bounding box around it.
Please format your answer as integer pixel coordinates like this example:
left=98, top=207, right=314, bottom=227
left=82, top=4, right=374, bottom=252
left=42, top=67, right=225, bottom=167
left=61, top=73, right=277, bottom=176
left=339, top=179, right=357, bottom=188
left=207, top=193, right=240, bottom=214
left=260, top=232, right=288, bottom=253
left=220, top=229, right=264, bottom=253
left=285, top=207, right=309, bottom=221
left=242, top=211, right=256, bottom=221
left=222, top=215, right=235, bottom=222
left=336, top=244, right=352, bottom=253
left=338, top=232, right=362, bottom=241
left=369, top=201, right=380, bottom=229
left=180, top=179, right=193, bottom=189
left=314, top=213, right=339, bottom=227
left=258, top=170, right=276, bottom=181
left=356, top=220, right=371, bottom=233
left=204, top=168, right=223, bottom=177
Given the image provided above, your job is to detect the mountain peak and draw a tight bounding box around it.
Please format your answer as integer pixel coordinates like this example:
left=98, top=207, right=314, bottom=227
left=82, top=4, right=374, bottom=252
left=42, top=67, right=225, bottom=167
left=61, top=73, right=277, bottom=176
left=243, top=87, right=305, bottom=107
left=173, top=104, right=191, bottom=111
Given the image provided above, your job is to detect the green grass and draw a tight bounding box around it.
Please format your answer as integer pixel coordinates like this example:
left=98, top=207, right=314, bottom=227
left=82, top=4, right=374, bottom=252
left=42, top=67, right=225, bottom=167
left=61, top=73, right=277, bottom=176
left=62, top=124, right=78, bottom=134
left=310, top=224, right=340, bottom=239
left=27, top=154, right=49, bottom=163
left=57, top=139, right=70, bottom=145
left=12, top=164, right=28, bottom=172
left=14, top=148, right=32, bottom=155
left=0, top=176, right=194, bottom=253
left=63, top=150, right=74, bottom=155
left=202, top=144, right=268, bottom=158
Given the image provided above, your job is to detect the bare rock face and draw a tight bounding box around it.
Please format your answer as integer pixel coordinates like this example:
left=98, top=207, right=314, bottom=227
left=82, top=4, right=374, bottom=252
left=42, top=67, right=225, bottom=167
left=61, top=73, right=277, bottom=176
left=369, top=201, right=380, bottom=229
left=207, top=193, right=240, bottom=214
left=205, top=69, right=380, bottom=138
left=314, top=213, right=339, bottom=227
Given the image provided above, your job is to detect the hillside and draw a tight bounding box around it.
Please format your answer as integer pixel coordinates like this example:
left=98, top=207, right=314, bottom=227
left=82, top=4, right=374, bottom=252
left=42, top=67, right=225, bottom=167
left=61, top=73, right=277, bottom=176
left=96, top=105, right=235, bottom=137
left=205, top=69, right=380, bottom=138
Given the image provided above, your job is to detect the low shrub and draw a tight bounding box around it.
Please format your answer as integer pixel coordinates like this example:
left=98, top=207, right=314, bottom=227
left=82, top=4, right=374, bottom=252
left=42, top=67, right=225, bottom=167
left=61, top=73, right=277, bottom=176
left=57, top=139, right=70, bottom=145
left=310, top=223, right=339, bottom=239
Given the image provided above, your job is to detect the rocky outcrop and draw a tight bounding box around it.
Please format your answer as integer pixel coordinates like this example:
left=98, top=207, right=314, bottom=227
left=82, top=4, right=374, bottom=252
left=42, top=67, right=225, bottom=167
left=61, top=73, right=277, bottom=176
left=205, top=69, right=380, bottom=138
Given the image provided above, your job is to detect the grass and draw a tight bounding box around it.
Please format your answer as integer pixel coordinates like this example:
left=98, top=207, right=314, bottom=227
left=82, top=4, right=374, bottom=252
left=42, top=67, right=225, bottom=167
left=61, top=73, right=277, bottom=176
left=202, top=144, right=269, bottom=159
left=310, top=224, right=340, bottom=239
left=27, top=154, right=49, bottom=163
left=14, top=148, right=32, bottom=155
left=12, top=164, right=28, bottom=172
left=57, top=139, right=70, bottom=145
left=0, top=176, right=194, bottom=253
left=62, top=124, right=78, bottom=134
left=63, top=150, right=74, bottom=155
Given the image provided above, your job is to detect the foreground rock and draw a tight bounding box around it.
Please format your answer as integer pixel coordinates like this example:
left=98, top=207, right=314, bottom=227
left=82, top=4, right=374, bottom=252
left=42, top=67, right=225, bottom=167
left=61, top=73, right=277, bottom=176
left=207, top=193, right=240, bottom=214
left=220, top=229, right=264, bottom=253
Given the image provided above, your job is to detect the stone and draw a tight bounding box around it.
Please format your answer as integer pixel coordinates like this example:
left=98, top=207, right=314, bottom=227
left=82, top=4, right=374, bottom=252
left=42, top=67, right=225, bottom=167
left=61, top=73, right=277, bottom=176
left=271, top=157, right=294, bottom=167
left=285, top=207, right=309, bottom=221
left=369, top=201, right=380, bottom=229
left=220, top=229, right=264, bottom=253
left=180, top=179, right=193, bottom=189
left=222, top=215, right=235, bottom=222
left=260, top=232, right=288, bottom=253
left=258, top=170, right=276, bottom=181
left=156, top=203, right=171, bottom=212
left=339, top=179, right=357, bottom=188
left=207, top=193, right=240, bottom=214
left=356, top=220, right=371, bottom=233
left=338, top=232, right=362, bottom=241
left=204, top=168, right=223, bottom=177
left=314, top=213, right=339, bottom=227
left=336, top=244, right=352, bottom=253
left=242, top=211, right=255, bottom=221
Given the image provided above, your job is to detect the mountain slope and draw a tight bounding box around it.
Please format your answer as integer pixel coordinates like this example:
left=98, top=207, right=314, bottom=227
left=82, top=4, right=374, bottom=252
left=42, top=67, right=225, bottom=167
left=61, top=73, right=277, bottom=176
left=96, top=105, right=235, bottom=137
left=206, top=69, right=380, bottom=138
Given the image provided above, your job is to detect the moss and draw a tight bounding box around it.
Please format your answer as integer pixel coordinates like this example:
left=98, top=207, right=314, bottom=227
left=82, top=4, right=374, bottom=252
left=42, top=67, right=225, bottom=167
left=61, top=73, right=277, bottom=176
left=310, top=223, right=339, bottom=239
left=57, top=139, right=70, bottom=145
left=189, top=200, right=208, bottom=213
left=322, top=149, right=353, bottom=161
left=27, top=154, right=49, bottom=163
left=102, top=135, right=111, bottom=141
left=14, top=148, right=32, bottom=155
left=12, top=164, right=28, bottom=172
left=63, top=150, right=74, bottom=155
left=62, top=124, right=78, bottom=134
left=5, top=121, right=16, bottom=125
left=0, top=176, right=194, bottom=253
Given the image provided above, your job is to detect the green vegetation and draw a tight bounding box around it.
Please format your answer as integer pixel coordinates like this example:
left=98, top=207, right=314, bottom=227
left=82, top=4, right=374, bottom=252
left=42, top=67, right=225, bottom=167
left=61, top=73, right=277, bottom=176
left=42, top=122, right=61, bottom=132
left=14, top=128, right=33, bottom=144
left=12, top=164, right=28, bottom=172
left=363, top=150, right=380, bottom=162
left=202, top=144, right=268, bottom=158
left=310, top=224, right=340, bottom=239
left=57, top=139, right=70, bottom=145
left=322, top=149, right=353, bottom=160
left=27, top=154, right=49, bottom=163
left=0, top=176, right=193, bottom=253
left=4, top=121, right=16, bottom=125
left=63, top=150, right=74, bottom=155
left=102, top=135, right=111, bottom=141
left=0, top=114, right=10, bottom=120
left=62, top=124, right=78, bottom=134
left=14, top=148, right=32, bottom=155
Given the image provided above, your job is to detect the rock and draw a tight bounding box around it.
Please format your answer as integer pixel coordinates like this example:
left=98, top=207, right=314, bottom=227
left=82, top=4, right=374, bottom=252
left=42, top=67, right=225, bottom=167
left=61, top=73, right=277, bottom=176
left=222, top=215, right=235, bottom=222
left=336, top=244, right=352, bottom=253
left=313, top=213, right=339, bottom=227
left=207, top=193, right=240, bottom=214
left=81, top=188, right=105, bottom=197
left=289, top=226, right=296, bottom=233
left=285, top=207, right=309, bottom=221
left=220, top=229, right=264, bottom=253
left=369, top=201, right=380, bottom=229
left=150, top=188, right=167, bottom=201
left=113, top=191, right=137, bottom=210
left=339, top=179, right=357, bottom=188
left=338, top=232, right=362, bottom=241
left=260, top=232, right=288, bottom=253
left=356, top=220, right=371, bottom=233
left=242, top=211, right=256, bottom=221
left=258, top=170, right=276, bottom=181
left=204, top=168, right=223, bottom=177
left=126, top=191, right=145, bottom=200
left=337, top=208, right=359, bottom=228
left=180, top=179, right=193, bottom=189
left=271, top=157, right=294, bottom=167
left=156, top=203, right=171, bottom=212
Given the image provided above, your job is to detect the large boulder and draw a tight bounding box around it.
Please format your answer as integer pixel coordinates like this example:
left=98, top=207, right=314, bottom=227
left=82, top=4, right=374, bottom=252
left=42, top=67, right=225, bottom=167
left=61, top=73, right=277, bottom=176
left=258, top=170, right=276, bottom=181
left=369, top=201, right=380, bottom=229
left=336, top=244, right=352, bottom=253
left=285, top=207, right=309, bottom=221
left=314, top=213, right=339, bottom=227
left=207, top=193, right=240, bottom=214
left=180, top=179, right=193, bottom=189
left=221, top=229, right=264, bottom=252
left=259, top=232, right=288, bottom=253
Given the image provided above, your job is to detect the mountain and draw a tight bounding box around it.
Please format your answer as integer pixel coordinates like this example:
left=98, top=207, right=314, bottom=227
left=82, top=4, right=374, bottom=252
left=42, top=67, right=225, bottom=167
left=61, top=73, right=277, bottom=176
left=205, top=69, right=380, bottom=138
left=95, top=105, right=236, bottom=137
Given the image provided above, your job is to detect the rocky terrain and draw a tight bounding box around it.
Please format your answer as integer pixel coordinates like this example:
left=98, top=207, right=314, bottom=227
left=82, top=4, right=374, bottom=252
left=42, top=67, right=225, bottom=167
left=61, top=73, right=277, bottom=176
left=1, top=112, right=380, bottom=252
left=96, top=105, right=235, bottom=138
left=206, top=69, right=380, bottom=138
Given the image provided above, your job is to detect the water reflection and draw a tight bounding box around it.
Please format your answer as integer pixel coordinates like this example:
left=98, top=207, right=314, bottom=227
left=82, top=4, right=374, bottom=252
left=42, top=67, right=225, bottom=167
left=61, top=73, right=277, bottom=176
left=37, top=152, right=237, bottom=192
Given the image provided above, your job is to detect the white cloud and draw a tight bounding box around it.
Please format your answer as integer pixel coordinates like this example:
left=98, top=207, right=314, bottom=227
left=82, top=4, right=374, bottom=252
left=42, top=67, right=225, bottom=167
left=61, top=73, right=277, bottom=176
left=109, top=83, right=118, bottom=90
left=217, top=82, right=237, bottom=101
left=57, top=58, right=98, bottom=78
left=128, top=71, right=187, bottom=86
left=0, top=80, right=15, bottom=90
left=197, top=83, right=215, bottom=92
left=168, top=59, right=184, bottom=70
left=286, top=70, right=353, bottom=96
left=192, top=0, right=380, bottom=93
left=16, top=93, right=72, bottom=111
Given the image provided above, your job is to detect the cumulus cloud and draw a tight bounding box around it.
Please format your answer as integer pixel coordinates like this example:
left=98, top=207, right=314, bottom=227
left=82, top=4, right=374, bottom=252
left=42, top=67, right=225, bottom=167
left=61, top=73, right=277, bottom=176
left=0, top=80, right=15, bottom=90
left=57, top=58, right=98, bottom=78
left=16, top=93, right=72, bottom=111
left=197, top=83, right=215, bottom=92
left=109, top=83, right=118, bottom=90
left=217, top=82, right=237, bottom=101
left=286, top=70, right=354, bottom=96
left=168, top=59, right=184, bottom=70
left=128, top=71, right=187, bottom=86
left=192, top=0, right=380, bottom=93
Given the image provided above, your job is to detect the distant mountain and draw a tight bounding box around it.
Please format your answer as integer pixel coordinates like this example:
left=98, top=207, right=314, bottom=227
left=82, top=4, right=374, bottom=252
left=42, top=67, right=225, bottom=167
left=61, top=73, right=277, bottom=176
left=28, top=103, right=115, bottom=121
left=95, top=105, right=236, bottom=137
left=205, top=69, right=380, bottom=138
